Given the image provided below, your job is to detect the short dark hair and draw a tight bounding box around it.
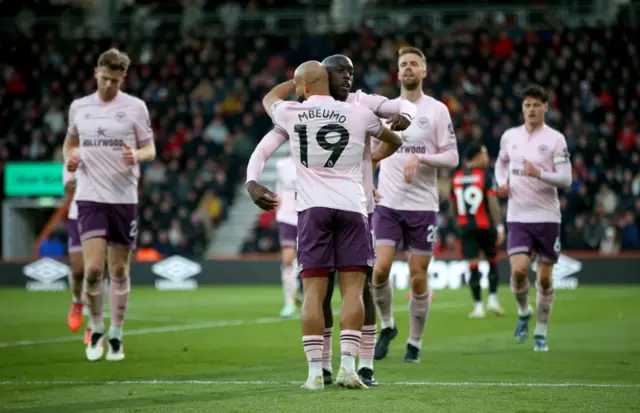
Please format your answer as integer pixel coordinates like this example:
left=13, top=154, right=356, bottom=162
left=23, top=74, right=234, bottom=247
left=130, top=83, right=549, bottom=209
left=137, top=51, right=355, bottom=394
left=97, top=48, right=131, bottom=72
left=522, top=84, right=548, bottom=103
left=464, top=140, right=485, bottom=161
left=398, top=46, right=427, bottom=66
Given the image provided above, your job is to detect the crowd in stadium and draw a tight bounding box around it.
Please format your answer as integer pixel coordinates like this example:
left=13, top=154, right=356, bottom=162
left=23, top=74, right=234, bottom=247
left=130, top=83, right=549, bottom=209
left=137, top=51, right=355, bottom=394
left=1, top=0, right=639, bottom=258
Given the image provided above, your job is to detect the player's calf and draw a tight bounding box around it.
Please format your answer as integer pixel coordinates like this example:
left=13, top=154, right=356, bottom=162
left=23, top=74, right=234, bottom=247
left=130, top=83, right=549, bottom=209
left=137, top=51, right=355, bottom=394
left=358, top=276, right=378, bottom=386
left=372, top=248, right=397, bottom=360
left=468, top=260, right=485, bottom=318
left=84, top=275, right=107, bottom=361
left=301, top=271, right=330, bottom=389
left=321, top=272, right=336, bottom=383
left=280, top=247, right=297, bottom=318
left=106, top=248, right=132, bottom=361
left=486, top=258, right=504, bottom=316
left=509, top=254, right=532, bottom=315
left=404, top=258, right=431, bottom=363
left=533, top=263, right=555, bottom=351
left=336, top=267, right=367, bottom=388
left=67, top=261, right=85, bottom=332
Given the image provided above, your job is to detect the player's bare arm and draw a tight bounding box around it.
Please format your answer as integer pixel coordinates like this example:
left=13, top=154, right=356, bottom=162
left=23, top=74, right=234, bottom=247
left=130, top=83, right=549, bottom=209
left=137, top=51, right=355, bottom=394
left=262, top=80, right=296, bottom=117
left=371, top=130, right=402, bottom=162
left=355, top=91, right=417, bottom=132
left=486, top=194, right=505, bottom=245
left=63, top=135, right=81, bottom=171
left=124, top=141, right=156, bottom=166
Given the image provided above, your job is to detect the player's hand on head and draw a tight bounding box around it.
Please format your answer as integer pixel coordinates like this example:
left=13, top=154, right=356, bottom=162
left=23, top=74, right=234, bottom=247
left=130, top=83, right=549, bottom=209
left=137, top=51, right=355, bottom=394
left=246, top=181, right=279, bottom=211
left=386, top=114, right=411, bottom=131
left=403, top=154, right=420, bottom=184
left=122, top=144, right=138, bottom=166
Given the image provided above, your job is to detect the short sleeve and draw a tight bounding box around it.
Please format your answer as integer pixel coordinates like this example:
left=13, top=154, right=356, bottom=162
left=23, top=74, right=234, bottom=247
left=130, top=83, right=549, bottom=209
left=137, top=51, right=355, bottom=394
left=67, top=101, right=78, bottom=137
left=133, top=100, right=154, bottom=146
left=436, top=107, right=457, bottom=152
left=553, top=135, right=570, bottom=165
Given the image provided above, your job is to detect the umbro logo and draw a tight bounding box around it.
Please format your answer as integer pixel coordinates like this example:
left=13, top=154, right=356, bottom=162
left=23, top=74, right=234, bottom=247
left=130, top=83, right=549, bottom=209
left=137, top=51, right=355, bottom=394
left=152, top=255, right=200, bottom=290
left=23, top=258, right=69, bottom=291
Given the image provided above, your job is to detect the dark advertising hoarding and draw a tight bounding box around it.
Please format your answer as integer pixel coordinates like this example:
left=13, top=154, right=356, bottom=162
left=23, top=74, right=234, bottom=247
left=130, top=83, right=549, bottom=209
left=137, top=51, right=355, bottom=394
left=2, top=253, right=638, bottom=291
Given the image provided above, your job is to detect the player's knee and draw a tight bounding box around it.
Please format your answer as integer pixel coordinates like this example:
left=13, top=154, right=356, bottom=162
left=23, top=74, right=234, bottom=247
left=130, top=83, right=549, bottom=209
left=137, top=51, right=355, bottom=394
left=510, top=257, right=529, bottom=279
left=373, top=260, right=392, bottom=281
left=110, top=262, right=128, bottom=279
left=71, top=268, right=84, bottom=281
left=538, top=274, right=552, bottom=290
left=85, top=263, right=103, bottom=280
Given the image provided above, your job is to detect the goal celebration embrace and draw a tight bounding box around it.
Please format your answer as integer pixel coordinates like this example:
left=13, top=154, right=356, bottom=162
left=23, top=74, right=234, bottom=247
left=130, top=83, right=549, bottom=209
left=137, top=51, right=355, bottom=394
left=2, top=7, right=638, bottom=411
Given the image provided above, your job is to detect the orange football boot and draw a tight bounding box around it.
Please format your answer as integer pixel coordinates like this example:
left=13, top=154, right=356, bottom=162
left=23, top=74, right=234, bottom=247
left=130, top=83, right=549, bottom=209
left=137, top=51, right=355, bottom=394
left=67, top=302, right=84, bottom=332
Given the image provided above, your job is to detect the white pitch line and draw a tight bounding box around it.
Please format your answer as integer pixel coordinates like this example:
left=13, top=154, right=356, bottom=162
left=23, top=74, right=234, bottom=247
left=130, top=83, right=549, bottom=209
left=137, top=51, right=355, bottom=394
left=0, top=302, right=466, bottom=350
left=0, top=317, right=291, bottom=349
left=0, top=379, right=637, bottom=389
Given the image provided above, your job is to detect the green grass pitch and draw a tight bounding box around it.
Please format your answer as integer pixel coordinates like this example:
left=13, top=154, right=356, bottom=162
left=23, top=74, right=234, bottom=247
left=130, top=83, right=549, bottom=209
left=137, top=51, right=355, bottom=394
left=0, top=285, right=638, bottom=412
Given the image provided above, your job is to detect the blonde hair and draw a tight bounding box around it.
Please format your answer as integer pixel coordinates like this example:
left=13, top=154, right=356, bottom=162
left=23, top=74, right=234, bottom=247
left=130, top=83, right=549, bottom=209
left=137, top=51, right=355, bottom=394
left=398, top=46, right=427, bottom=66
left=97, top=48, right=131, bottom=72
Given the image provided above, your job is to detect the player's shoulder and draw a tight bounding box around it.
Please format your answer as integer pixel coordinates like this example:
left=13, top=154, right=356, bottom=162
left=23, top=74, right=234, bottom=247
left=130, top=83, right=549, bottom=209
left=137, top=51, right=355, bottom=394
left=500, top=125, right=524, bottom=140
left=419, top=94, right=448, bottom=112
left=272, top=99, right=298, bottom=114
left=349, top=89, right=387, bottom=103
left=543, top=124, right=566, bottom=141
left=69, top=93, right=96, bottom=109
left=119, top=92, right=147, bottom=108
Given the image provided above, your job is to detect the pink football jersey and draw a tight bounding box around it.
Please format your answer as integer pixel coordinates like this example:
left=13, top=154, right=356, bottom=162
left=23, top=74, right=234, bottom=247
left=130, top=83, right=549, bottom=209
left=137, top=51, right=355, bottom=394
left=275, top=155, right=298, bottom=226
left=67, top=92, right=153, bottom=204
left=347, top=90, right=417, bottom=213
left=271, top=96, right=384, bottom=215
left=497, top=124, right=570, bottom=223
left=377, top=93, right=457, bottom=211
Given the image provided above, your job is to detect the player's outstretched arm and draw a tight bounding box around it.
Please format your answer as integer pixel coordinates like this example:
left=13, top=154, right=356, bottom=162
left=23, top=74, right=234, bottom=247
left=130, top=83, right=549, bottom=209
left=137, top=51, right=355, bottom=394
left=357, top=92, right=417, bottom=131
left=245, top=128, right=288, bottom=210
left=262, top=80, right=296, bottom=118
left=372, top=128, right=402, bottom=162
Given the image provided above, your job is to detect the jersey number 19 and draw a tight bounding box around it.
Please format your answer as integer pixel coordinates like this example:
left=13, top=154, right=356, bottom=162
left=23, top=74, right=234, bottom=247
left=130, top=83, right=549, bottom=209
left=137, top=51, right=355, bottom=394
left=454, top=186, right=484, bottom=216
left=293, top=123, right=350, bottom=168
